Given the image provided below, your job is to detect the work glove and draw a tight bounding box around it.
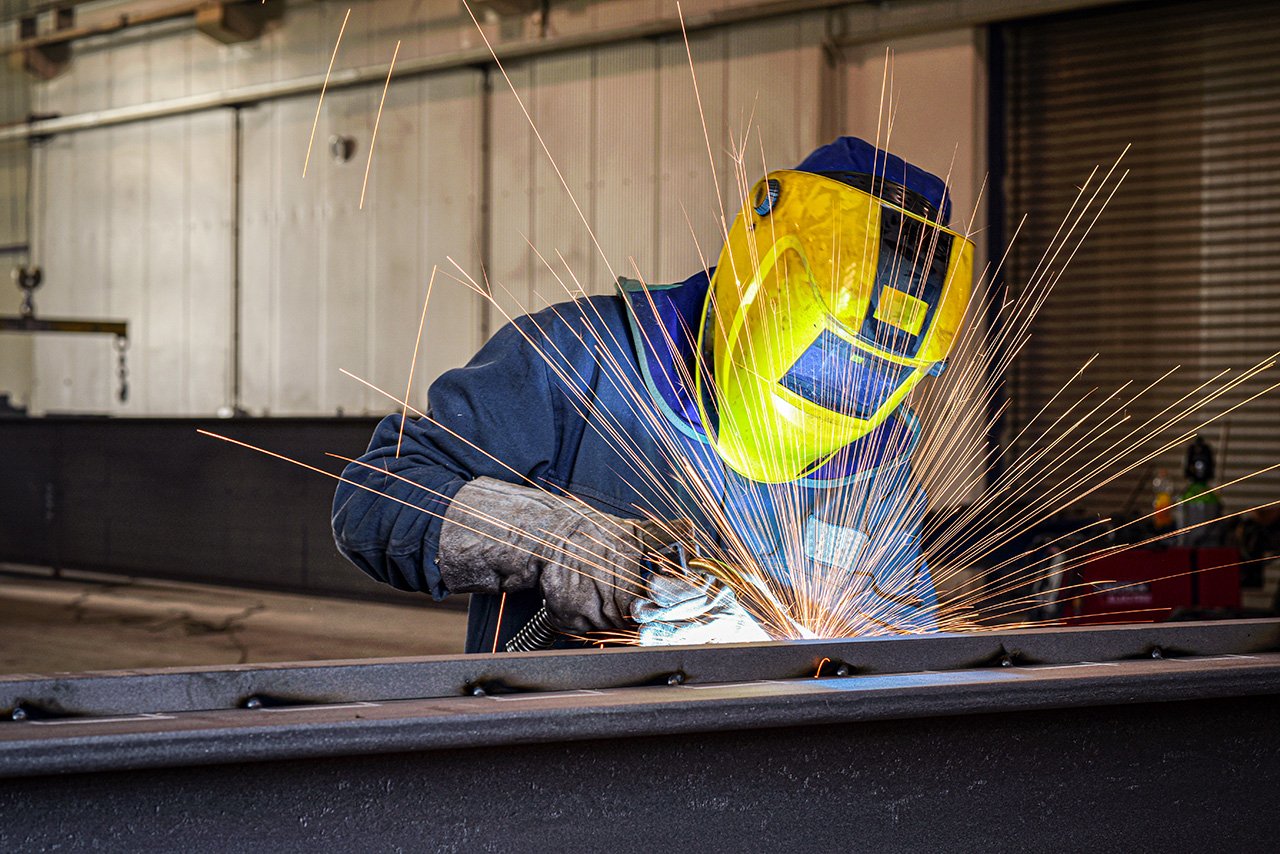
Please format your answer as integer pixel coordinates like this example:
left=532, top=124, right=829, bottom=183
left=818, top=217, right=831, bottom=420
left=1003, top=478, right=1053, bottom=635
left=437, top=477, right=661, bottom=633
left=632, top=569, right=772, bottom=646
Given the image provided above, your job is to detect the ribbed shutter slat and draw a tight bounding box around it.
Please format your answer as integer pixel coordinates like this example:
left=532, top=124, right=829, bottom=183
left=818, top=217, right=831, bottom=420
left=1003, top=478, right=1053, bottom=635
left=1005, top=0, right=1280, bottom=516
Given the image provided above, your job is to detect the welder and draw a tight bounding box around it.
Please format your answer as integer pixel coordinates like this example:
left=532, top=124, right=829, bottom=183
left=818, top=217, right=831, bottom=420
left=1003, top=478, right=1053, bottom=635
left=332, top=136, right=974, bottom=651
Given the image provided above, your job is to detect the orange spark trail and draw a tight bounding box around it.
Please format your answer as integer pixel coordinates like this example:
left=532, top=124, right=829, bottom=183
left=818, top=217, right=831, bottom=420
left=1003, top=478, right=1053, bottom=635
left=397, top=266, right=438, bottom=458
left=303, top=7, right=351, bottom=179
left=360, top=39, right=401, bottom=211
left=492, top=592, right=508, bottom=653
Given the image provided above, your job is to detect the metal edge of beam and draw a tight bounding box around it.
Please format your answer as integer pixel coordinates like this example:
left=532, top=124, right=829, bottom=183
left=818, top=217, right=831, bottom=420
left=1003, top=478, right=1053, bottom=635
left=3, top=619, right=1277, bottom=718
left=3, top=652, right=1278, bottom=779
left=0, top=0, right=1146, bottom=143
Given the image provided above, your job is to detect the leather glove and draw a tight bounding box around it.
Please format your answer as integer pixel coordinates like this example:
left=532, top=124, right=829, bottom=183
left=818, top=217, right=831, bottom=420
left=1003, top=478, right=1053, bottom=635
left=632, top=569, right=772, bottom=646
left=437, top=477, right=662, bottom=633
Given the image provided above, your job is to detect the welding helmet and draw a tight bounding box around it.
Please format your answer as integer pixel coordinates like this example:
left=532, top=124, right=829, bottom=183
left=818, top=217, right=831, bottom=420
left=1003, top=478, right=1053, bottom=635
left=696, top=140, right=974, bottom=484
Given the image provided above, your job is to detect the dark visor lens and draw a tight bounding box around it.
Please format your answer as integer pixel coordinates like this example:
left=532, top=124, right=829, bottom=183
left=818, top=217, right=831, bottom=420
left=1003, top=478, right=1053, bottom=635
left=779, top=328, right=914, bottom=419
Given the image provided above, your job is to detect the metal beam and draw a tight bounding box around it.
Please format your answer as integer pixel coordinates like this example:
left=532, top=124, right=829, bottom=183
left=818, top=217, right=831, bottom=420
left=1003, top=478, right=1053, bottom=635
left=1, top=621, right=1278, bottom=850
left=3, top=619, right=1277, bottom=719
left=0, top=417, right=439, bottom=602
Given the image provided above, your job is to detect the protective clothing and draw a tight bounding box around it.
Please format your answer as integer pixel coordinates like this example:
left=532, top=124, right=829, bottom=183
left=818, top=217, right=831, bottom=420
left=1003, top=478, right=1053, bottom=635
left=438, top=476, right=656, bottom=632
left=332, top=136, right=952, bottom=651
left=701, top=170, right=974, bottom=483
left=632, top=570, right=772, bottom=646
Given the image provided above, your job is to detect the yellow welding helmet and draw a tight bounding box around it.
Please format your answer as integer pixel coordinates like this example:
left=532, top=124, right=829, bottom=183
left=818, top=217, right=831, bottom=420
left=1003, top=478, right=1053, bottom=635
left=696, top=169, right=974, bottom=484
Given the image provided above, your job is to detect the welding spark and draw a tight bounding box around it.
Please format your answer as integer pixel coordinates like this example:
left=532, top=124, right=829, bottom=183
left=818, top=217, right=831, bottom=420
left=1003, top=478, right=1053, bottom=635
left=359, top=39, right=401, bottom=211
left=397, top=266, right=438, bottom=459
left=303, top=7, right=351, bottom=179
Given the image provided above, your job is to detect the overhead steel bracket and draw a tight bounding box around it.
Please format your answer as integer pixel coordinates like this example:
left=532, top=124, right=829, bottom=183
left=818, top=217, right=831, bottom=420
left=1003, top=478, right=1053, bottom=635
left=195, top=0, right=283, bottom=46
left=12, top=7, right=73, bottom=80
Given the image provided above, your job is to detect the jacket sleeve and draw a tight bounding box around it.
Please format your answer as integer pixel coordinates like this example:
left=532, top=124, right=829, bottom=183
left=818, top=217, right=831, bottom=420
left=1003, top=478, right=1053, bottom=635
left=331, top=316, right=564, bottom=599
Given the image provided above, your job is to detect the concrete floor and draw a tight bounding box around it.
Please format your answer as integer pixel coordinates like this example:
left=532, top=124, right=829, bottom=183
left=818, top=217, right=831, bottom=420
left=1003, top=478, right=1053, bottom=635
left=0, top=564, right=468, bottom=673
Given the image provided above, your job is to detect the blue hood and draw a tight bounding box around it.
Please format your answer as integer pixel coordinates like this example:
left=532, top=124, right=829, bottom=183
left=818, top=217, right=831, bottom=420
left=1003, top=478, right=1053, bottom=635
left=796, top=136, right=952, bottom=225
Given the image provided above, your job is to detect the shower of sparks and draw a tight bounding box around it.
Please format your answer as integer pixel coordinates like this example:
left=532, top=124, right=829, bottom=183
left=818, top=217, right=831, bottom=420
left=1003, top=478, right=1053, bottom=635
left=303, top=7, right=351, bottom=179
left=206, top=4, right=1280, bottom=651
left=360, top=39, right=401, bottom=211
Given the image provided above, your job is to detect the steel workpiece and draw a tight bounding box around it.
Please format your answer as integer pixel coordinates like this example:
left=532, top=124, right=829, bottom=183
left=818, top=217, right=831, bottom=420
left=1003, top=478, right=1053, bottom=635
left=2, top=619, right=1279, bottom=851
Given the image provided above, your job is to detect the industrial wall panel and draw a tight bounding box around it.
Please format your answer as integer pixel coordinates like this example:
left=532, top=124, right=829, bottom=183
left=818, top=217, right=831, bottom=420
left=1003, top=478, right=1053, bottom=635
left=593, top=42, right=660, bottom=287
left=184, top=110, right=236, bottom=414
left=407, top=71, right=485, bottom=393
left=367, top=79, right=428, bottom=413
left=487, top=11, right=826, bottom=334
left=839, top=29, right=990, bottom=509
left=322, top=84, right=377, bottom=415
left=1005, top=0, right=1280, bottom=514
left=30, top=108, right=234, bottom=417
left=32, top=120, right=111, bottom=413
left=655, top=29, right=729, bottom=281
left=109, top=119, right=152, bottom=407
left=237, top=103, right=279, bottom=415
left=489, top=62, right=536, bottom=329
left=529, top=51, right=595, bottom=309
left=239, top=68, right=484, bottom=416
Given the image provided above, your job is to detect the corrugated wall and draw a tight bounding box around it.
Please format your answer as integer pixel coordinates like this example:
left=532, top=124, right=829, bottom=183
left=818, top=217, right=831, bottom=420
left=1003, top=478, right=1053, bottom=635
left=0, top=12, right=32, bottom=407
left=487, top=13, right=827, bottom=329
left=841, top=29, right=990, bottom=508
left=13, top=0, right=985, bottom=429
left=238, top=70, right=485, bottom=416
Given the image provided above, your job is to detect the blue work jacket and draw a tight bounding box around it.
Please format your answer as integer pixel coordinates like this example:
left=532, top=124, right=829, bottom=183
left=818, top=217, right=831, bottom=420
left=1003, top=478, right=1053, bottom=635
left=333, top=270, right=937, bottom=652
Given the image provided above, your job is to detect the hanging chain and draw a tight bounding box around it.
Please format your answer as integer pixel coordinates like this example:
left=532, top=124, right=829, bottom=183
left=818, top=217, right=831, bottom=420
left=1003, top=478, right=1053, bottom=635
left=114, top=335, right=130, bottom=404
left=14, top=266, right=41, bottom=319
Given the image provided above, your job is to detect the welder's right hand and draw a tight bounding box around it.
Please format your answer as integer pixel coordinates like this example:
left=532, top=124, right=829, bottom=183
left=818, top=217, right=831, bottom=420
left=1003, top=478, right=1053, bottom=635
left=436, top=477, right=659, bottom=632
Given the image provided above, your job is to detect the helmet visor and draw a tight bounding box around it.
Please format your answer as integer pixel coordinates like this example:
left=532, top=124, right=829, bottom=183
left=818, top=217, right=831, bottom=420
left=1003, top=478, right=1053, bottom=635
left=699, top=170, right=974, bottom=483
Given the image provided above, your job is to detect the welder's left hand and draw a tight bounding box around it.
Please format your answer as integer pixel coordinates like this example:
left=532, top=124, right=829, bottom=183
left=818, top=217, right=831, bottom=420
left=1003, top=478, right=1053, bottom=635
left=632, top=570, right=771, bottom=646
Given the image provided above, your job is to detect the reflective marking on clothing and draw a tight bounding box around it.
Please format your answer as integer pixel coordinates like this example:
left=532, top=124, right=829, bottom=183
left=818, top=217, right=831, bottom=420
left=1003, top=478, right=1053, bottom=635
left=804, top=514, right=868, bottom=567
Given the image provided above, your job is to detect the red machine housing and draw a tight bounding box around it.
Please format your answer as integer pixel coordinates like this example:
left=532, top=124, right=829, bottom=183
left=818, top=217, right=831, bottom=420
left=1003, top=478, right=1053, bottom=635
left=1063, top=548, right=1241, bottom=624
